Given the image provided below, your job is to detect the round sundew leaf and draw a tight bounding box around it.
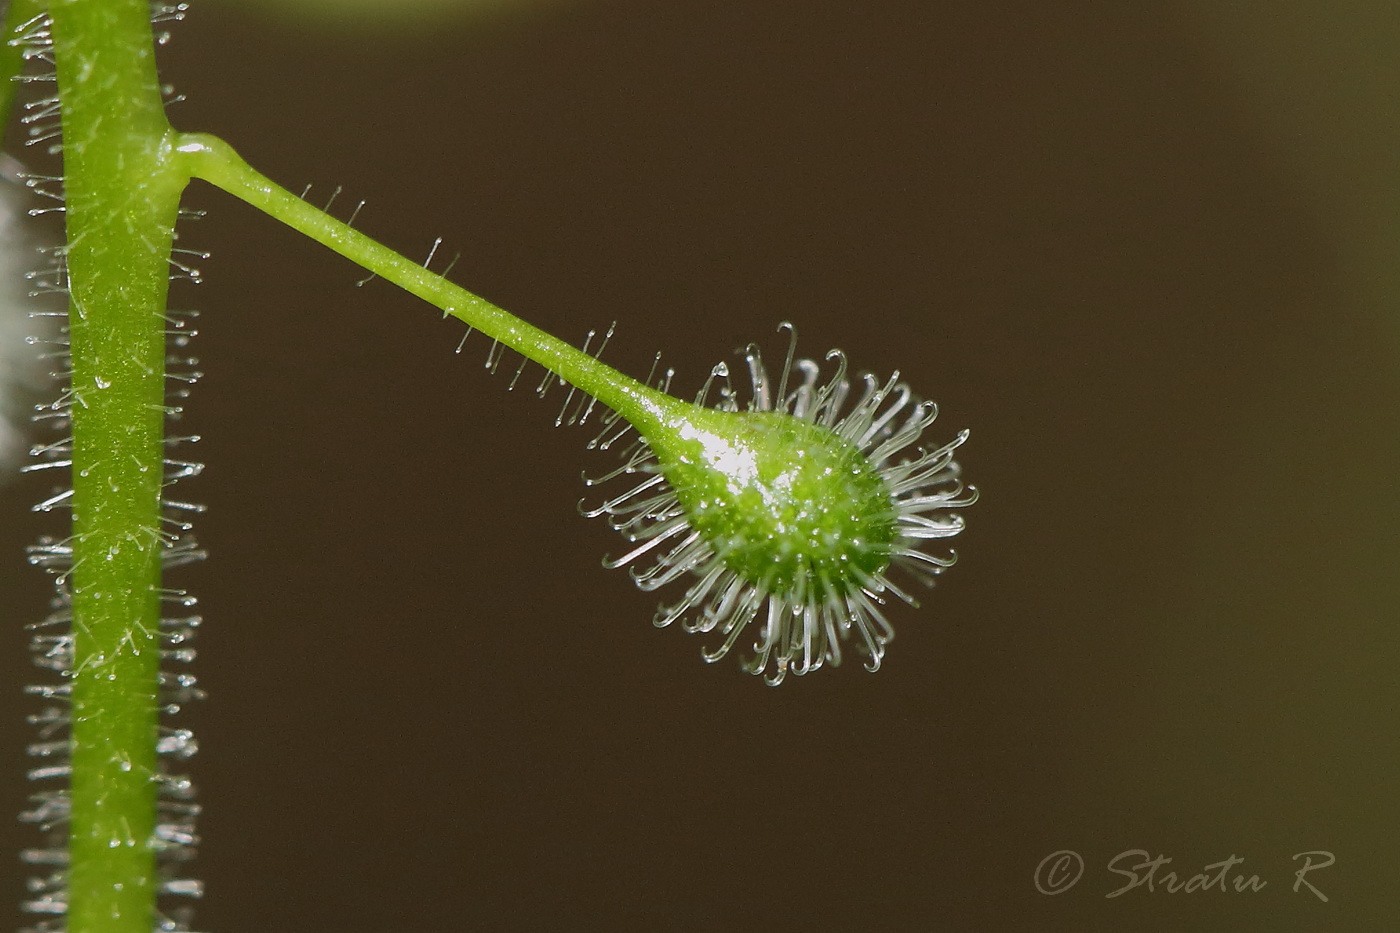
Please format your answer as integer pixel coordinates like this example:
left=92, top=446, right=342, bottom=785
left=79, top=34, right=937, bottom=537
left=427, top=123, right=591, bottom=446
left=583, top=339, right=975, bottom=685
left=655, top=409, right=899, bottom=595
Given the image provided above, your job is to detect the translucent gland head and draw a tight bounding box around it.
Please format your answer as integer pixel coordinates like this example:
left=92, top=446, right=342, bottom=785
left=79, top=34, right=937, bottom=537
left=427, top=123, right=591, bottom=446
left=656, top=408, right=897, bottom=596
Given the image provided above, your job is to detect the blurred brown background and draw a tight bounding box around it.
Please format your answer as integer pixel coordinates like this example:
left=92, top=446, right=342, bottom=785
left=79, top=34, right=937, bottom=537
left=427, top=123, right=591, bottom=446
left=3, top=0, right=1398, bottom=930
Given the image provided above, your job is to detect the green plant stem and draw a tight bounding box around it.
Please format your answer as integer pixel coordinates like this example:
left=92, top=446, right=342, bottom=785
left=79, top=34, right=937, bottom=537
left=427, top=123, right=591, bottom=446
left=174, top=132, right=683, bottom=434
left=48, top=1, right=188, bottom=931
left=36, top=13, right=697, bottom=931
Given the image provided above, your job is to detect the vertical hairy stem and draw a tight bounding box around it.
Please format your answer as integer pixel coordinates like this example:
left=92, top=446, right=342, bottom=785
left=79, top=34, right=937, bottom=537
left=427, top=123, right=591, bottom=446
left=47, top=1, right=186, bottom=930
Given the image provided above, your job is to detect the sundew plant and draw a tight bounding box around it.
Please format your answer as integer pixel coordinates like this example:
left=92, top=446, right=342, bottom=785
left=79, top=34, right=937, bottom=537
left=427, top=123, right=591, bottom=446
left=6, top=2, right=974, bottom=932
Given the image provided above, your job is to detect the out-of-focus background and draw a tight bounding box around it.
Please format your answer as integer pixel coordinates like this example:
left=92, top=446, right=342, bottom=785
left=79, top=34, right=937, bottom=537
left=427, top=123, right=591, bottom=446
left=3, top=1, right=1398, bottom=930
